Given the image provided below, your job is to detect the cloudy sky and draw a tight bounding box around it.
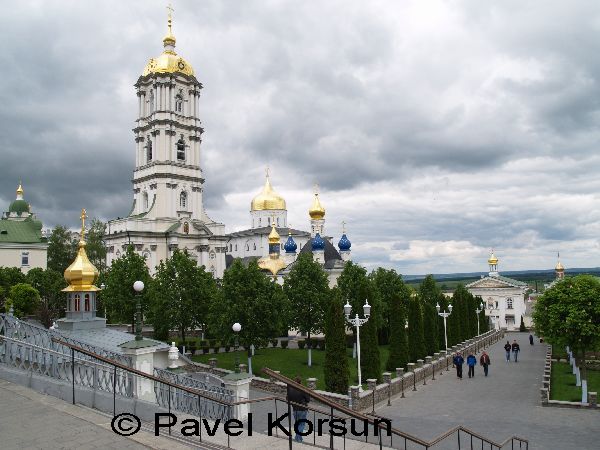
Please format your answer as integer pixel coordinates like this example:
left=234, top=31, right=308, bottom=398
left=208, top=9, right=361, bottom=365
left=1, top=0, right=600, bottom=275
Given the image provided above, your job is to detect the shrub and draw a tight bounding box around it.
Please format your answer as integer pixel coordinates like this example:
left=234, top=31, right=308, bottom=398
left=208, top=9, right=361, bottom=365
left=212, top=346, right=220, bottom=354
left=202, top=346, right=210, bottom=354
left=224, top=345, right=231, bottom=352
left=318, top=340, right=326, bottom=351
left=271, top=339, right=279, bottom=347
left=281, top=340, right=289, bottom=349
left=298, top=340, right=306, bottom=350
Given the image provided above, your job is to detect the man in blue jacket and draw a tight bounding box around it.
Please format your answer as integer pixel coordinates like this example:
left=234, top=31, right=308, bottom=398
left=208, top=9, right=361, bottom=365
left=466, top=353, right=477, bottom=378
left=453, top=352, right=464, bottom=379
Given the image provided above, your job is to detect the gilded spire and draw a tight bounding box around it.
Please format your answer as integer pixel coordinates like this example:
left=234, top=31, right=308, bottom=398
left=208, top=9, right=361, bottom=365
left=251, top=169, right=286, bottom=211
left=488, top=249, right=498, bottom=265
left=555, top=252, right=564, bottom=272
left=163, top=2, right=176, bottom=48
left=268, top=218, right=280, bottom=245
left=309, top=184, right=325, bottom=220
left=16, top=181, right=23, bottom=199
left=63, top=209, right=99, bottom=292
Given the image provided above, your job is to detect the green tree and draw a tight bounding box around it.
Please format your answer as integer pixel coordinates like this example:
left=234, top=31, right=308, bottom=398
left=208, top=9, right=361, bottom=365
left=407, top=295, right=426, bottom=362
left=533, top=275, right=600, bottom=383
left=86, top=219, right=107, bottom=273
left=324, top=288, right=350, bottom=394
left=26, top=268, right=67, bottom=328
left=7, top=283, right=40, bottom=318
left=283, top=252, right=329, bottom=367
left=360, top=286, right=381, bottom=382
left=211, top=259, right=289, bottom=375
left=102, top=245, right=151, bottom=328
left=149, top=249, right=217, bottom=342
left=418, top=275, right=440, bottom=354
left=386, top=291, right=409, bottom=371
left=370, top=268, right=405, bottom=344
left=0, top=266, right=26, bottom=312
left=47, top=226, right=76, bottom=274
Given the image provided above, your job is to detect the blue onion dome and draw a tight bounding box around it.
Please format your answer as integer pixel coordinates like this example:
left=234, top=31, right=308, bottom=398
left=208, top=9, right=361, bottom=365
left=312, top=233, right=325, bottom=251
left=284, top=233, right=297, bottom=253
left=338, top=233, right=351, bottom=251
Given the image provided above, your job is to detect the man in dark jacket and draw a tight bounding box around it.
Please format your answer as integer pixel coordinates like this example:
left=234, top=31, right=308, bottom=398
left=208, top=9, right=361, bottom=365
left=511, top=340, right=520, bottom=362
left=466, top=353, right=477, bottom=378
left=288, top=376, right=310, bottom=442
left=504, top=341, right=511, bottom=362
left=480, top=351, right=491, bottom=376
left=453, top=352, right=464, bottom=379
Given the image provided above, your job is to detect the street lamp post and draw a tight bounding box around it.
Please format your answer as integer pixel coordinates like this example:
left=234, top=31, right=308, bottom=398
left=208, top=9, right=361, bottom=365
left=232, top=322, right=241, bottom=373
left=344, top=300, right=371, bottom=391
left=436, top=302, right=453, bottom=352
left=475, top=302, right=484, bottom=336
left=133, top=281, right=144, bottom=341
left=100, top=283, right=106, bottom=320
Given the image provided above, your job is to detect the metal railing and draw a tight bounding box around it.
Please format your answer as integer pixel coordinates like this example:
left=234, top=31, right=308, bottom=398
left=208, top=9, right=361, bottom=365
left=263, top=368, right=529, bottom=450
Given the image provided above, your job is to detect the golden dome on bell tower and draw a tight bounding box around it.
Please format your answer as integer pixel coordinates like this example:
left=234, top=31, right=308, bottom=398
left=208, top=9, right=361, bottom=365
left=309, top=191, right=325, bottom=220
left=63, top=209, right=100, bottom=292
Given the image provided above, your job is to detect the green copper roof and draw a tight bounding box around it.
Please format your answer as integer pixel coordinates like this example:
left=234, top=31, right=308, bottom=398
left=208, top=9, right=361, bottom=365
left=8, top=199, right=29, bottom=214
left=0, top=217, right=45, bottom=243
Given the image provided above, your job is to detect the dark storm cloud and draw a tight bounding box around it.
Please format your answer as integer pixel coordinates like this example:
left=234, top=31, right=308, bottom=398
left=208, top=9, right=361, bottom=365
left=1, top=0, right=600, bottom=272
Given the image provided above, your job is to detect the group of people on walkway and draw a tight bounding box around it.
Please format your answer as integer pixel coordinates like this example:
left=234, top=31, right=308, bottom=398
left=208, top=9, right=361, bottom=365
left=452, top=351, right=491, bottom=379
left=504, top=339, right=521, bottom=362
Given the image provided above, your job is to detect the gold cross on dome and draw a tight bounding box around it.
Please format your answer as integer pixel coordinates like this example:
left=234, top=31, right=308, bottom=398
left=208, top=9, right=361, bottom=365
left=265, top=166, right=270, bottom=179
left=80, top=208, right=87, bottom=239
left=167, top=2, right=174, bottom=20
left=342, top=221, right=346, bottom=234
left=313, top=183, right=320, bottom=195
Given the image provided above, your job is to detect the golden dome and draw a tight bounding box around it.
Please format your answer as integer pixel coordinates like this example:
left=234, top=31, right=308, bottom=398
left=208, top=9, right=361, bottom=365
left=268, top=223, right=281, bottom=245
left=16, top=182, right=23, bottom=197
left=63, top=209, right=100, bottom=292
left=251, top=175, right=286, bottom=211
left=142, top=8, right=195, bottom=77
left=555, top=253, right=564, bottom=272
left=488, top=251, right=498, bottom=265
left=309, top=193, right=325, bottom=220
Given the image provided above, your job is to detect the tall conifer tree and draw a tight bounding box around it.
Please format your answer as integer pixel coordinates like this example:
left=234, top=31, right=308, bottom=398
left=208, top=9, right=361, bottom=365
left=408, top=296, right=426, bottom=362
left=386, top=291, right=409, bottom=370
left=324, top=288, right=350, bottom=393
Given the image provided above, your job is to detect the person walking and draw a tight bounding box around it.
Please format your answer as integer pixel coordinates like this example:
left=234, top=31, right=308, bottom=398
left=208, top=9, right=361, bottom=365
left=511, top=340, right=520, bottom=362
left=480, top=351, right=491, bottom=376
left=466, top=353, right=477, bottom=378
left=288, top=376, right=310, bottom=442
left=529, top=334, right=534, bottom=346
left=453, top=352, right=464, bottom=379
left=504, top=341, right=511, bottom=362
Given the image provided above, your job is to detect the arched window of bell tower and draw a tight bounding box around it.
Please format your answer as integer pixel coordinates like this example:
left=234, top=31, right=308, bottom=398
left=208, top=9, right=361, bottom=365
left=180, top=191, right=187, bottom=209
left=146, top=137, right=152, bottom=162
left=149, top=90, right=155, bottom=114
left=143, top=192, right=149, bottom=211
left=176, top=136, right=186, bottom=161
left=175, top=94, right=183, bottom=113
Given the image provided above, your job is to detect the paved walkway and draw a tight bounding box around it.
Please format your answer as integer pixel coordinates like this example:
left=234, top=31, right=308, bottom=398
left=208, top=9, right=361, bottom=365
left=377, top=332, right=597, bottom=450
left=0, top=380, right=191, bottom=450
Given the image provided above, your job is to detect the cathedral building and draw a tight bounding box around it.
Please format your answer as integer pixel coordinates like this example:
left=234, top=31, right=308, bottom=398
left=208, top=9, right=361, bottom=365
left=466, top=251, right=528, bottom=330
left=226, top=173, right=351, bottom=286
left=0, top=183, right=47, bottom=273
left=105, top=12, right=227, bottom=277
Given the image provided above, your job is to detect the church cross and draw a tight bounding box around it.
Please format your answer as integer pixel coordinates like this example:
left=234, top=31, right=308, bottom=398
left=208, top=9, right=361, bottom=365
left=80, top=208, right=87, bottom=240
left=265, top=166, right=270, bottom=179
left=314, top=183, right=320, bottom=195
left=342, top=221, right=346, bottom=234
left=166, top=3, right=174, bottom=34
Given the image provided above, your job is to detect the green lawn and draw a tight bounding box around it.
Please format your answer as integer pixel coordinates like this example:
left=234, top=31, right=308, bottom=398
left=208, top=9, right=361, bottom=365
left=550, top=362, right=600, bottom=402
left=192, top=346, right=390, bottom=390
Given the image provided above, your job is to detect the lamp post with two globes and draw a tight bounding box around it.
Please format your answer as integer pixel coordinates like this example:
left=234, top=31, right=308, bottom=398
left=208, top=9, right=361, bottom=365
left=436, top=302, right=453, bottom=351
left=344, top=300, right=371, bottom=391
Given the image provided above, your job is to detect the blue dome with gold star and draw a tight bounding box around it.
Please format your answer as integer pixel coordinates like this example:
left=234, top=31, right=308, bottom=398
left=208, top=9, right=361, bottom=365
left=312, top=233, right=325, bottom=251
left=284, top=234, right=297, bottom=253
left=338, top=233, right=351, bottom=251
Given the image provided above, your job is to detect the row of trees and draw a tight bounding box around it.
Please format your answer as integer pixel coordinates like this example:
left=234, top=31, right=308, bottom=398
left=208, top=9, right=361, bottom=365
left=533, top=275, right=600, bottom=383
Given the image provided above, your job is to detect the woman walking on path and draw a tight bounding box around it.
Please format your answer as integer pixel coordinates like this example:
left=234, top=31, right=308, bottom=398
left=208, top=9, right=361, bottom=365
left=453, top=352, right=464, bottom=379
left=504, top=341, right=511, bottom=362
left=466, top=353, right=477, bottom=378
left=529, top=334, right=534, bottom=345
left=480, top=351, right=491, bottom=376
left=511, top=340, right=520, bottom=362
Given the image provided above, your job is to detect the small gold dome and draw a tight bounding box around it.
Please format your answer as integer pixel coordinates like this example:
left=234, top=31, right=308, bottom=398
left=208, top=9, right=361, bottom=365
left=251, top=176, right=286, bottom=211
left=63, top=209, right=100, bottom=292
left=268, top=223, right=280, bottom=245
left=16, top=182, right=23, bottom=196
left=309, top=193, right=325, bottom=220
left=488, top=251, right=498, bottom=265
left=555, top=260, right=564, bottom=271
